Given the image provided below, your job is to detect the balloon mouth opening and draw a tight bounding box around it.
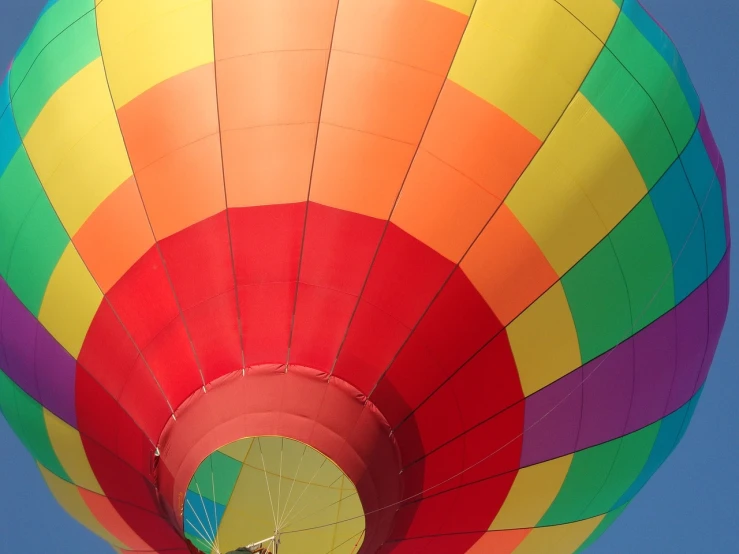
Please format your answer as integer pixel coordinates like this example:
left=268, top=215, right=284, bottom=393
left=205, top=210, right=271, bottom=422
left=182, top=435, right=366, bottom=554
left=154, top=365, right=403, bottom=553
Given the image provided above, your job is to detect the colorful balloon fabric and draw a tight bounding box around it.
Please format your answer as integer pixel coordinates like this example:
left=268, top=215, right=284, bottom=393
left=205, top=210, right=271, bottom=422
left=0, top=0, right=730, bottom=553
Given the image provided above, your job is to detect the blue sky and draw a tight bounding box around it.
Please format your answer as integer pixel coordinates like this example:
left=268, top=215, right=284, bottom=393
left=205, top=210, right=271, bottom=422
left=0, top=1, right=737, bottom=552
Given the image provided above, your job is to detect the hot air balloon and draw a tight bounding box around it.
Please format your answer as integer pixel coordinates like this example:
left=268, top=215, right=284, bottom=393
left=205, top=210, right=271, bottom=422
left=0, top=0, right=730, bottom=552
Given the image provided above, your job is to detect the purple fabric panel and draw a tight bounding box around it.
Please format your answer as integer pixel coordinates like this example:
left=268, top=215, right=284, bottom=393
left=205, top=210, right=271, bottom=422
left=0, top=279, right=8, bottom=370
left=698, top=108, right=731, bottom=245
left=520, top=368, right=582, bottom=467
left=0, top=281, right=40, bottom=401
left=696, top=255, right=730, bottom=390
left=667, top=278, right=709, bottom=413
left=625, top=309, right=677, bottom=434
left=576, top=339, right=634, bottom=451
left=0, top=277, right=77, bottom=426
left=35, top=327, right=77, bottom=426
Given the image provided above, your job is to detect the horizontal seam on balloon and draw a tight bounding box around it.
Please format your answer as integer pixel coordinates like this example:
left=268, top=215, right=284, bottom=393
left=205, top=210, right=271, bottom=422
left=398, top=251, right=719, bottom=473
left=399, top=391, right=699, bottom=509
left=326, top=0, right=484, bottom=383
left=391, top=119, right=702, bottom=436
left=94, top=3, right=210, bottom=394
left=285, top=0, right=343, bottom=370
left=5, top=77, right=163, bottom=453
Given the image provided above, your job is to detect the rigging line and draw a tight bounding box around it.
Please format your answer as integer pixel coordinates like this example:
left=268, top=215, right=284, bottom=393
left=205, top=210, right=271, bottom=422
left=257, top=437, right=279, bottom=531
left=349, top=530, right=365, bottom=554
left=282, top=168, right=722, bottom=536
left=211, top=455, right=221, bottom=553
left=323, top=528, right=366, bottom=554
left=185, top=498, right=217, bottom=553
left=277, top=443, right=308, bottom=529
left=284, top=0, right=342, bottom=370
left=184, top=519, right=216, bottom=554
left=280, top=472, right=355, bottom=533
left=277, top=437, right=284, bottom=530
left=279, top=457, right=329, bottom=530
left=195, top=481, right=217, bottom=552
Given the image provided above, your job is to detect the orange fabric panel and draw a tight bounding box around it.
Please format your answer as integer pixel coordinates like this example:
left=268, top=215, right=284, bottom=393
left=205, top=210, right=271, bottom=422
left=117, top=64, right=219, bottom=172
left=73, top=177, right=155, bottom=293
left=117, top=65, right=225, bottom=238
left=216, top=51, right=328, bottom=130
left=134, top=135, right=225, bottom=239
left=423, top=81, right=541, bottom=199
left=221, top=125, right=317, bottom=207
left=213, top=0, right=337, bottom=59
left=461, top=204, right=558, bottom=325
left=322, top=50, right=442, bottom=145
left=79, top=489, right=152, bottom=552
left=332, top=0, right=468, bottom=76
left=311, top=124, right=416, bottom=219
left=466, top=529, right=532, bottom=554
left=392, top=149, right=502, bottom=261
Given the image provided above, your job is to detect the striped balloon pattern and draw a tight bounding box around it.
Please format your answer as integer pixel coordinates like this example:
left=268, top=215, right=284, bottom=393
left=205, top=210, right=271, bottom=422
left=0, top=0, right=730, bottom=553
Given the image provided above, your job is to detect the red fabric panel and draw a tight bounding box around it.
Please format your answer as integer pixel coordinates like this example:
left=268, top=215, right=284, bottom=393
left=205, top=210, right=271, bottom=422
left=106, top=248, right=180, bottom=349
left=239, top=282, right=294, bottom=366
left=77, top=300, right=139, bottom=398
left=158, top=212, right=235, bottom=310
left=231, top=203, right=303, bottom=285
left=372, top=268, right=503, bottom=427
left=183, top=290, right=242, bottom=382
left=362, top=223, right=453, bottom=328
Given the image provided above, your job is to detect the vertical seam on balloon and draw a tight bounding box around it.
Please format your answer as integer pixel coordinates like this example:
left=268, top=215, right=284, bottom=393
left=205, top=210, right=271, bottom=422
left=209, top=0, right=247, bottom=371
left=281, top=376, right=711, bottom=539
left=92, top=4, right=209, bottom=393
left=564, top=3, right=713, bottom=523
left=284, top=0, right=344, bottom=370
left=86, top=3, right=182, bottom=417
left=364, top=0, right=622, bottom=402
left=397, top=187, right=718, bottom=474
left=326, top=0, right=483, bottom=380
left=5, top=56, right=162, bottom=452
left=0, top=367, right=162, bottom=513
left=391, top=2, right=716, bottom=467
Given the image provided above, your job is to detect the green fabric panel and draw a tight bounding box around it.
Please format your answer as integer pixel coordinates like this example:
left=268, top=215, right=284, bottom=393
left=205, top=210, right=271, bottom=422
left=538, top=439, right=621, bottom=526
left=563, top=240, right=632, bottom=363
left=0, top=150, right=44, bottom=278
left=188, top=450, right=242, bottom=506
left=0, top=371, right=70, bottom=480
left=675, top=386, right=703, bottom=445
left=578, top=422, right=660, bottom=519
left=607, top=13, right=696, bottom=152
left=612, top=0, right=624, bottom=8
left=609, top=197, right=675, bottom=332
left=10, top=0, right=99, bottom=137
left=575, top=503, right=629, bottom=553
left=581, top=48, right=676, bottom=189
left=5, top=195, right=69, bottom=316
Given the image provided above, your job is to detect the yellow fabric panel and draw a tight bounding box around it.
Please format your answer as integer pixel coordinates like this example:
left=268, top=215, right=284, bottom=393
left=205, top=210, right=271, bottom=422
left=449, top=0, right=604, bottom=140
left=219, top=437, right=254, bottom=462
left=96, top=0, right=214, bottom=107
left=491, top=455, right=573, bottom=530
left=427, top=0, right=476, bottom=15
left=513, top=514, right=606, bottom=554
left=507, top=283, right=581, bottom=396
left=44, top=409, right=104, bottom=494
left=23, top=59, right=132, bottom=235
left=507, top=93, right=647, bottom=275
left=38, top=464, right=129, bottom=550
left=214, top=438, right=364, bottom=553
left=38, top=244, right=103, bottom=357
left=557, top=0, right=620, bottom=42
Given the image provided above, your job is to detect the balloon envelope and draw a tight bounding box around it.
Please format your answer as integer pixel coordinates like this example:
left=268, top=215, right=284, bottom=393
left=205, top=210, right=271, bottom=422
left=0, top=0, right=730, bottom=553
